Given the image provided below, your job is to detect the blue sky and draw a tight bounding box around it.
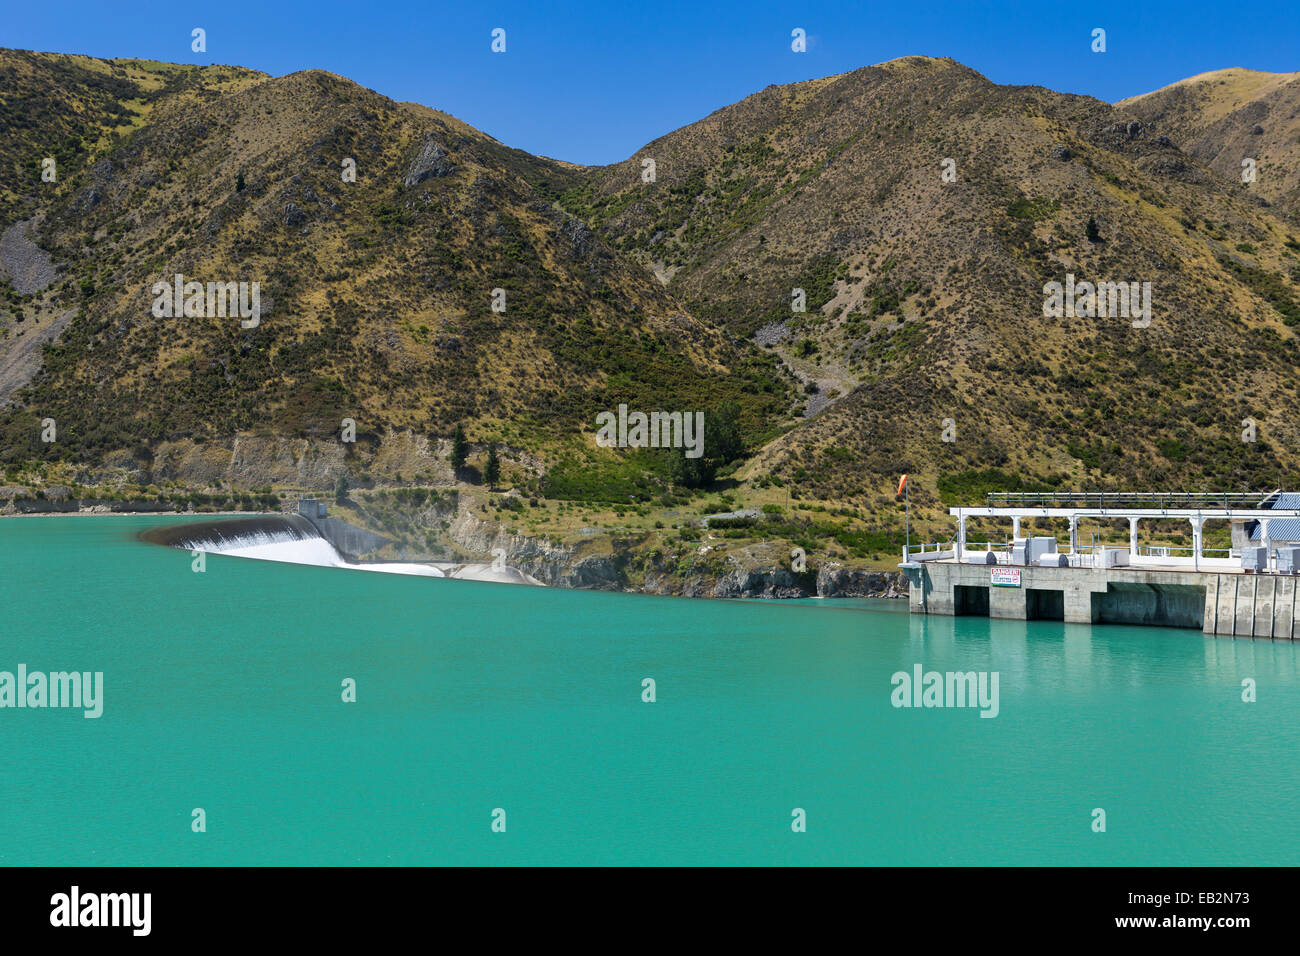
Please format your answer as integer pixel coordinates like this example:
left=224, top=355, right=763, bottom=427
left=4, top=1, right=1297, bottom=165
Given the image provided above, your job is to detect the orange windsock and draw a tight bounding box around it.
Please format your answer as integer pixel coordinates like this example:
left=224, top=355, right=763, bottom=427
left=897, top=474, right=908, bottom=495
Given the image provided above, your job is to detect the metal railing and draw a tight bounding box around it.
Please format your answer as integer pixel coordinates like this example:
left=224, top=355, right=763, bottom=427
left=1136, top=546, right=1234, bottom=559
left=905, top=539, right=1247, bottom=569
left=983, top=491, right=1280, bottom=509
left=903, top=541, right=957, bottom=561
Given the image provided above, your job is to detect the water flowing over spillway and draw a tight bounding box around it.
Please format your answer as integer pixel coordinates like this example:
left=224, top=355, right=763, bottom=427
left=140, top=515, right=445, bottom=577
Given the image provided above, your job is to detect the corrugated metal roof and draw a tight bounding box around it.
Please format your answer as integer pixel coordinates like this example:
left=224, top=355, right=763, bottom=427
left=1247, top=492, right=1300, bottom=541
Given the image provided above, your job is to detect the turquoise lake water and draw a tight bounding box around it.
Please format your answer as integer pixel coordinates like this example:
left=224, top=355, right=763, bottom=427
left=2, top=515, right=1298, bottom=865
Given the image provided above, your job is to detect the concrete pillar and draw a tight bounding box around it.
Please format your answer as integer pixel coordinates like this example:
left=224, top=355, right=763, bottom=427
left=1203, top=575, right=1218, bottom=634
left=1069, top=516, right=1078, bottom=554
left=989, top=581, right=1028, bottom=620
left=1236, top=575, right=1257, bottom=635
left=1262, top=518, right=1271, bottom=571
left=1012, top=516, right=1022, bottom=539
left=957, top=513, right=966, bottom=562
left=905, top=565, right=930, bottom=614
left=1276, top=575, right=1297, bottom=639
left=1063, top=578, right=1101, bottom=624
left=1189, top=517, right=1203, bottom=570
left=1129, top=517, right=1139, bottom=556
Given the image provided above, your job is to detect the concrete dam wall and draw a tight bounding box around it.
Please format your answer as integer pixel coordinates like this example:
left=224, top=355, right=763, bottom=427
left=1090, top=582, right=1206, bottom=630
left=906, top=561, right=1300, bottom=638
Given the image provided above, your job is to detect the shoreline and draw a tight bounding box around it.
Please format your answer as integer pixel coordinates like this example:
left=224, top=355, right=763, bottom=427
left=2, top=505, right=909, bottom=600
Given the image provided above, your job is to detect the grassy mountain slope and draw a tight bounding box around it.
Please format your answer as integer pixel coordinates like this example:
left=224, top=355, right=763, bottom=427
left=1116, top=67, right=1300, bottom=218
left=0, top=51, right=791, bottom=473
left=570, top=57, right=1300, bottom=518
left=0, top=50, right=265, bottom=225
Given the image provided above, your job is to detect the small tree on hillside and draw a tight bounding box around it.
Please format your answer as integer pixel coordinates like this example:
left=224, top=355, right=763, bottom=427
left=484, top=443, right=501, bottom=491
left=334, top=474, right=349, bottom=504
left=450, top=423, right=468, bottom=474
left=1085, top=216, right=1101, bottom=242
left=669, top=402, right=745, bottom=489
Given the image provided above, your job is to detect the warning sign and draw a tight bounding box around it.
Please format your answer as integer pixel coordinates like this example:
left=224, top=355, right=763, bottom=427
left=991, top=567, right=1022, bottom=588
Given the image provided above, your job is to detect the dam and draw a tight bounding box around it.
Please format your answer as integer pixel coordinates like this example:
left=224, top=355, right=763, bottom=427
left=141, top=512, right=390, bottom=563
left=900, top=492, right=1300, bottom=638
left=140, top=512, right=544, bottom=585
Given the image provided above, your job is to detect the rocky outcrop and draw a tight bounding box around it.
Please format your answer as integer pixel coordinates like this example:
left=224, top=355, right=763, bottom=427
left=282, top=202, right=308, bottom=227
left=404, top=134, right=455, bottom=186
left=752, top=321, right=792, bottom=346
left=0, top=306, right=76, bottom=407
left=816, top=565, right=907, bottom=598
left=675, top=557, right=906, bottom=599
left=711, top=565, right=807, bottom=598
left=0, top=219, right=57, bottom=294
left=441, top=522, right=909, bottom=600
left=557, top=554, right=621, bottom=589
left=444, top=508, right=619, bottom=588
left=559, top=217, right=596, bottom=258
left=77, top=428, right=551, bottom=494
left=135, top=430, right=450, bottom=489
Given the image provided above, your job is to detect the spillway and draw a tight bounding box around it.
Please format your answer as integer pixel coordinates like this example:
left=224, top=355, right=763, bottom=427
left=141, top=515, right=445, bottom=577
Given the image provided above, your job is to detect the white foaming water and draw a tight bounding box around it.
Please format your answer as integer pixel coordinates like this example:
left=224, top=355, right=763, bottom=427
left=198, top=531, right=445, bottom=578
left=218, top=536, right=347, bottom=567
left=355, top=561, right=446, bottom=577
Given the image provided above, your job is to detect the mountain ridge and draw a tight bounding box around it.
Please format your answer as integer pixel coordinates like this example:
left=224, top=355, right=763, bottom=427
left=3, top=48, right=1300, bottom=574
